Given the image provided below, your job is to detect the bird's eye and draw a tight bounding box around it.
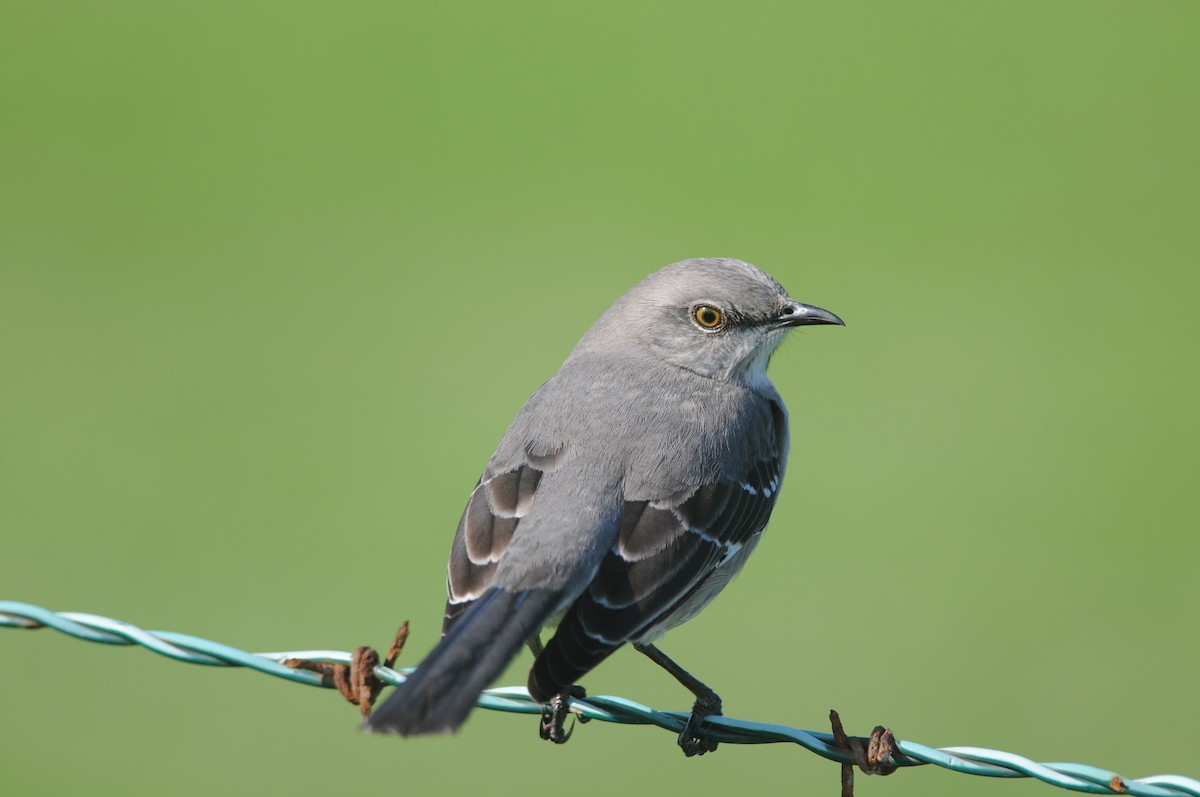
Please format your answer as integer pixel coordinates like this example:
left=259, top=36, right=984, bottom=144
left=692, top=305, right=724, bottom=329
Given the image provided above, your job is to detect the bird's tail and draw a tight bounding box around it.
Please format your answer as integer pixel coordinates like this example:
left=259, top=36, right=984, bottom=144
left=365, top=588, right=559, bottom=736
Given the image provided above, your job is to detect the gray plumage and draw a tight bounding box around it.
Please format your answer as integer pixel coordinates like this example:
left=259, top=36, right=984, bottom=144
left=366, top=257, right=843, bottom=739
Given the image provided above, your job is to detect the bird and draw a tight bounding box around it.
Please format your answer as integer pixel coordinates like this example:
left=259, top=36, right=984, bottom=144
left=365, top=257, right=843, bottom=755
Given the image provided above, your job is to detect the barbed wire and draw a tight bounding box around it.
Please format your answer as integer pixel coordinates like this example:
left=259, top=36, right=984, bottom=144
left=2, top=600, right=1196, bottom=796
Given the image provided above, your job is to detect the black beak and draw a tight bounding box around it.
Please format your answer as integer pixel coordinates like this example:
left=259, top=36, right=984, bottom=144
left=777, top=300, right=845, bottom=327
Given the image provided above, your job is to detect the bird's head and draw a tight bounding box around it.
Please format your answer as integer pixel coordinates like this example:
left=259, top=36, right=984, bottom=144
left=575, top=258, right=843, bottom=388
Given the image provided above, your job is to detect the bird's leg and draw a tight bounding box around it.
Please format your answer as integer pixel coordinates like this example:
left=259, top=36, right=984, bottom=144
left=538, top=684, right=588, bottom=744
left=529, top=634, right=589, bottom=744
left=634, top=642, right=722, bottom=756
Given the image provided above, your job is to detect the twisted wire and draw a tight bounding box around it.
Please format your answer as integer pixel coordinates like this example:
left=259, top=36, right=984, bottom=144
left=2, top=600, right=1195, bottom=796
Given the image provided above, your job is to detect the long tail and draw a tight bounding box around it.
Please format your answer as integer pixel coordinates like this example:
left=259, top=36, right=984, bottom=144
left=365, top=588, right=559, bottom=736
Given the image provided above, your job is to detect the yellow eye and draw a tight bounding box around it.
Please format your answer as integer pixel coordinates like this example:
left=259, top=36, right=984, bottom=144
left=693, top=305, right=724, bottom=329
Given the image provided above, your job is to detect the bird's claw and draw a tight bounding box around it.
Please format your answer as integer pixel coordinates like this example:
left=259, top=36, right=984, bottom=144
left=678, top=692, right=722, bottom=757
left=539, top=685, right=587, bottom=744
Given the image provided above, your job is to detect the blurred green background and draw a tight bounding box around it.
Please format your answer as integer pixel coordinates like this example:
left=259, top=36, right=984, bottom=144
left=2, top=2, right=1197, bottom=795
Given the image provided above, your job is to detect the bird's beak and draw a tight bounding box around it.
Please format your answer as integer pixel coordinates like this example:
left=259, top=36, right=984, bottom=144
left=777, top=300, right=845, bottom=327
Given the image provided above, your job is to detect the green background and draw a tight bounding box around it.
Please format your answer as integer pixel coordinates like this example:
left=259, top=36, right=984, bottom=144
left=2, top=2, right=1197, bottom=795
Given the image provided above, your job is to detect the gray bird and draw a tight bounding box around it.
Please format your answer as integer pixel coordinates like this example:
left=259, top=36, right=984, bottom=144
left=365, top=258, right=843, bottom=755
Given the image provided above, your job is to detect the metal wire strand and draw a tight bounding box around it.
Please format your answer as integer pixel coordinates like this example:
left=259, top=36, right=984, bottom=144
left=2, top=600, right=1196, bottom=797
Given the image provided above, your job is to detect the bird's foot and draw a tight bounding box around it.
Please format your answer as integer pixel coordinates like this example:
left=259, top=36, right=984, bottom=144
left=829, top=709, right=898, bottom=796
left=538, top=685, right=588, bottom=744
left=631, top=642, right=723, bottom=757
left=283, top=623, right=409, bottom=719
left=678, top=689, right=722, bottom=757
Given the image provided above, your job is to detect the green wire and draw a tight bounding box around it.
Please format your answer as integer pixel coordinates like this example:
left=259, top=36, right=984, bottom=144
left=2, top=600, right=1196, bottom=797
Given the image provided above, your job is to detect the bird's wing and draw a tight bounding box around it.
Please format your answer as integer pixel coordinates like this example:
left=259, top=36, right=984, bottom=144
left=443, top=460, right=547, bottom=635
left=527, top=451, right=783, bottom=702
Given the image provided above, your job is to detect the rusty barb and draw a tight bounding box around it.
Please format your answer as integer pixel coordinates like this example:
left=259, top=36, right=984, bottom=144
left=283, top=623, right=409, bottom=719
left=829, top=709, right=898, bottom=797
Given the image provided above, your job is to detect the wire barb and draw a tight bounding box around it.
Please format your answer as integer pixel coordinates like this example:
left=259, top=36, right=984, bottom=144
left=2, top=601, right=1197, bottom=797
left=830, top=709, right=898, bottom=797
left=282, top=623, right=409, bottom=719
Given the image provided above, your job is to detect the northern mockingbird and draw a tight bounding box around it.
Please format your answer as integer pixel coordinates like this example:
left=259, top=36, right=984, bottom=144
left=366, top=258, right=843, bottom=755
